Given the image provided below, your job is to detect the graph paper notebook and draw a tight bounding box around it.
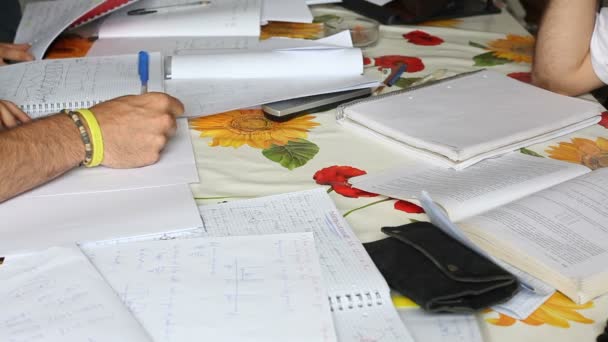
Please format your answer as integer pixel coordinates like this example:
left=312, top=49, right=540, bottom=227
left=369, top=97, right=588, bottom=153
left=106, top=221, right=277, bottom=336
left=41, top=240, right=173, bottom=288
left=336, top=70, right=604, bottom=169
left=0, top=53, right=163, bottom=118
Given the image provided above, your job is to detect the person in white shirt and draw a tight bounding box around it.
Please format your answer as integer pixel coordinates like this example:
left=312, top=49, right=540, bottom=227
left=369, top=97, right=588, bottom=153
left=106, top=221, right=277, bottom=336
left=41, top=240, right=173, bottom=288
left=533, top=0, right=607, bottom=96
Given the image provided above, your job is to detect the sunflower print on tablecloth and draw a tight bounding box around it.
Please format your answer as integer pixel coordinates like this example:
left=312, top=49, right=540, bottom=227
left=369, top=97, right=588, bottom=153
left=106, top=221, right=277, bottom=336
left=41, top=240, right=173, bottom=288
left=546, top=137, right=608, bottom=170
left=469, top=34, right=535, bottom=66
left=485, top=292, right=594, bottom=328
left=190, top=109, right=321, bottom=170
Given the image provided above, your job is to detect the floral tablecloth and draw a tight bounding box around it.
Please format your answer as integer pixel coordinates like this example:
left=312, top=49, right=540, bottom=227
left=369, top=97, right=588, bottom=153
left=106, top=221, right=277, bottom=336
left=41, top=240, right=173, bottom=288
left=186, top=6, right=608, bottom=342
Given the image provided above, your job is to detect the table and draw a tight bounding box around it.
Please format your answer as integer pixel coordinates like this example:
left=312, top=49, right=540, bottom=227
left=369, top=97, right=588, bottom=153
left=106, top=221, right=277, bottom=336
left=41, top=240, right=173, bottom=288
left=185, top=5, right=608, bottom=342
left=47, top=4, right=608, bottom=341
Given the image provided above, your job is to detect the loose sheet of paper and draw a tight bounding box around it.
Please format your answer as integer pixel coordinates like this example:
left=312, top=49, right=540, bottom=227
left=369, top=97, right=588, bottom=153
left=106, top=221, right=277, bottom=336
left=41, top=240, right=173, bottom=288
left=195, top=189, right=414, bottom=342
left=99, top=0, right=261, bottom=39
left=169, top=48, right=363, bottom=79
left=351, top=153, right=590, bottom=221
left=261, top=0, right=312, bottom=24
left=0, top=53, right=163, bottom=118
left=83, top=232, right=337, bottom=342
left=492, top=288, right=552, bottom=320
left=0, top=246, right=151, bottom=342
left=0, top=184, right=202, bottom=255
left=398, top=309, right=483, bottom=342
left=15, top=0, right=103, bottom=59
left=167, top=74, right=378, bottom=117
left=87, top=36, right=257, bottom=56
left=24, top=119, right=197, bottom=196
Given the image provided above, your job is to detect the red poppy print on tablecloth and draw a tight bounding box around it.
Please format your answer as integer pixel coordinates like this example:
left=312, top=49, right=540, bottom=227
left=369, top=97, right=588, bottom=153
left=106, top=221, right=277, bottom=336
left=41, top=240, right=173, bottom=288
left=403, top=30, right=444, bottom=46
left=507, top=72, right=532, bottom=84
left=394, top=200, right=425, bottom=214
left=313, top=165, right=379, bottom=198
left=600, top=111, right=608, bottom=129
left=363, top=55, right=425, bottom=73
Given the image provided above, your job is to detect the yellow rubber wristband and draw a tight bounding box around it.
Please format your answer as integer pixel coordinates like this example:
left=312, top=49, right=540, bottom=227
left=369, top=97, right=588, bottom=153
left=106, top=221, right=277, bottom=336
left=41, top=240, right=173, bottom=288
left=75, top=108, right=104, bottom=167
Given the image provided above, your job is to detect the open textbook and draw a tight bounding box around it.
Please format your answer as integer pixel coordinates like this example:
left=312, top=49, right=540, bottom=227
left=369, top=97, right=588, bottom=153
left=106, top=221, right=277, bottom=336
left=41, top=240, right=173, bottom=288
left=81, top=188, right=414, bottom=342
left=336, top=70, right=604, bottom=169
left=351, top=153, right=608, bottom=303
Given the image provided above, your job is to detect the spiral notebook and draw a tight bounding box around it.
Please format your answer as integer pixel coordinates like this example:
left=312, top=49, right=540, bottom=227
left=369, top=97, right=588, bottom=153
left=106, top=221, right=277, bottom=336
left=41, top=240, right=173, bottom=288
left=0, top=53, right=163, bottom=118
left=336, top=69, right=604, bottom=169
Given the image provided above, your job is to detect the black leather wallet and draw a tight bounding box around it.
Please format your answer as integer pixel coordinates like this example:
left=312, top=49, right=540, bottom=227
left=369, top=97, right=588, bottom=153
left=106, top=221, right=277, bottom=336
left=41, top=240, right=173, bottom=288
left=363, top=222, right=519, bottom=313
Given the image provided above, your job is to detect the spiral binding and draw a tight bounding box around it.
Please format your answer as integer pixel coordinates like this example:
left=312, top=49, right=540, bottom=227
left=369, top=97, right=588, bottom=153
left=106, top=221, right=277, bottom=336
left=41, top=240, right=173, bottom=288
left=328, top=290, right=384, bottom=312
left=336, top=69, right=485, bottom=120
left=20, top=100, right=103, bottom=116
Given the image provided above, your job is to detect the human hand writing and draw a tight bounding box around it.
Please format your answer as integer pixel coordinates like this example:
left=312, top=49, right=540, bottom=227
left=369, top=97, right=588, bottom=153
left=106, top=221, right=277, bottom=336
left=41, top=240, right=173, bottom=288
left=0, top=43, right=34, bottom=65
left=89, top=92, right=184, bottom=168
left=0, top=100, right=31, bottom=131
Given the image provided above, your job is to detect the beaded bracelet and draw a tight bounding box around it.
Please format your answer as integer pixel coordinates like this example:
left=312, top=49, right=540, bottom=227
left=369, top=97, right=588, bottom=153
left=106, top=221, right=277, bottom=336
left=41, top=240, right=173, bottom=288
left=75, top=109, right=104, bottom=167
left=63, top=109, right=93, bottom=166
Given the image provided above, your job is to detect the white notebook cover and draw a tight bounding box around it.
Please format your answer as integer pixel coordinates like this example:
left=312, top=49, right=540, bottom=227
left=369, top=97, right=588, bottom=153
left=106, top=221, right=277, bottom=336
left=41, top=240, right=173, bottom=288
left=337, top=70, right=604, bottom=169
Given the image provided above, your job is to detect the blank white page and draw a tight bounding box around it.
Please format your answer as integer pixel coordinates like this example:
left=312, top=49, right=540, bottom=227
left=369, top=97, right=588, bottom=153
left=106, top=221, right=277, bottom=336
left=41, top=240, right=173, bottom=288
left=0, top=53, right=163, bottom=118
left=261, top=0, right=312, bottom=24
left=340, top=70, right=603, bottom=162
left=99, top=0, right=261, bottom=39
left=0, top=246, right=151, bottom=342
left=15, top=0, right=103, bottom=59
left=84, top=233, right=337, bottom=342
left=170, top=48, right=363, bottom=79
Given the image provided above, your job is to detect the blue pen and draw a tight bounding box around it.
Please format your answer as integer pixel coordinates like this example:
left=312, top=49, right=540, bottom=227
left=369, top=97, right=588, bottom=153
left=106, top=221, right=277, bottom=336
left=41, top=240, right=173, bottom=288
left=386, top=63, right=407, bottom=87
left=138, top=51, right=149, bottom=94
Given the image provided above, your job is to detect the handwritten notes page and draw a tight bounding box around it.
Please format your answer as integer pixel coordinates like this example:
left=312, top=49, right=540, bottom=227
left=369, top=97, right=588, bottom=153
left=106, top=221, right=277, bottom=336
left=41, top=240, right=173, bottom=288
left=99, top=0, right=261, bottom=39
left=83, top=232, right=336, bottom=342
left=195, top=189, right=414, bottom=342
left=15, top=0, right=103, bottom=59
left=0, top=53, right=163, bottom=118
left=0, top=247, right=151, bottom=342
left=398, top=309, right=483, bottom=342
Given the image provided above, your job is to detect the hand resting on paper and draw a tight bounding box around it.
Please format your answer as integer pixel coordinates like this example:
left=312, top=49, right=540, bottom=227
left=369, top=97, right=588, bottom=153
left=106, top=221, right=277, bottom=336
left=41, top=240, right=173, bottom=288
left=0, top=43, right=34, bottom=65
left=0, top=92, right=184, bottom=203
left=0, top=100, right=31, bottom=130
left=90, top=92, right=183, bottom=168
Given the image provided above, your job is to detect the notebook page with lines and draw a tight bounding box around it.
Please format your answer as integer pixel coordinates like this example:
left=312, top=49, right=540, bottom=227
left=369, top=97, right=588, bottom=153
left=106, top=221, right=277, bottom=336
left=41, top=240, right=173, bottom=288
left=82, top=188, right=414, bottom=341
left=83, top=232, right=336, bottom=342
left=0, top=53, right=163, bottom=118
left=195, top=188, right=414, bottom=342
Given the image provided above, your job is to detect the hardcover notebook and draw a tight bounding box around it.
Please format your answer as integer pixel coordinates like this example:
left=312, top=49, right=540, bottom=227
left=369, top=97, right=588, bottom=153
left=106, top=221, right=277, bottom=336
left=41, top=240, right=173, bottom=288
left=0, top=53, right=163, bottom=119
left=336, top=70, right=604, bottom=169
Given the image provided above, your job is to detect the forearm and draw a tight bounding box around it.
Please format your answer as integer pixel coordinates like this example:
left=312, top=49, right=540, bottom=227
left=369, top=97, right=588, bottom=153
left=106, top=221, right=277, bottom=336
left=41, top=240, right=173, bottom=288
left=532, top=0, right=603, bottom=95
left=0, top=114, right=84, bottom=202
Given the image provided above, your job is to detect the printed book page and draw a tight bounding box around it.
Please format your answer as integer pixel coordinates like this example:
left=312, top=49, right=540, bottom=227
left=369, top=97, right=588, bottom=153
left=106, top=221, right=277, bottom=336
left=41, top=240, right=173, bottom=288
left=350, top=153, right=590, bottom=221
left=0, top=246, right=151, bottom=342
left=0, top=53, right=163, bottom=118
left=459, top=168, right=608, bottom=303
left=99, top=0, right=262, bottom=39
left=83, top=233, right=337, bottom=342
left=15, top=0, right=103, bottom=59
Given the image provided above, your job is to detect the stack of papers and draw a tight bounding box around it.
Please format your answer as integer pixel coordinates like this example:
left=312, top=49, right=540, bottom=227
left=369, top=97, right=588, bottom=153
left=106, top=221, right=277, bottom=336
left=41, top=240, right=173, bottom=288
left=164, top=32, right=379, bottom=117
